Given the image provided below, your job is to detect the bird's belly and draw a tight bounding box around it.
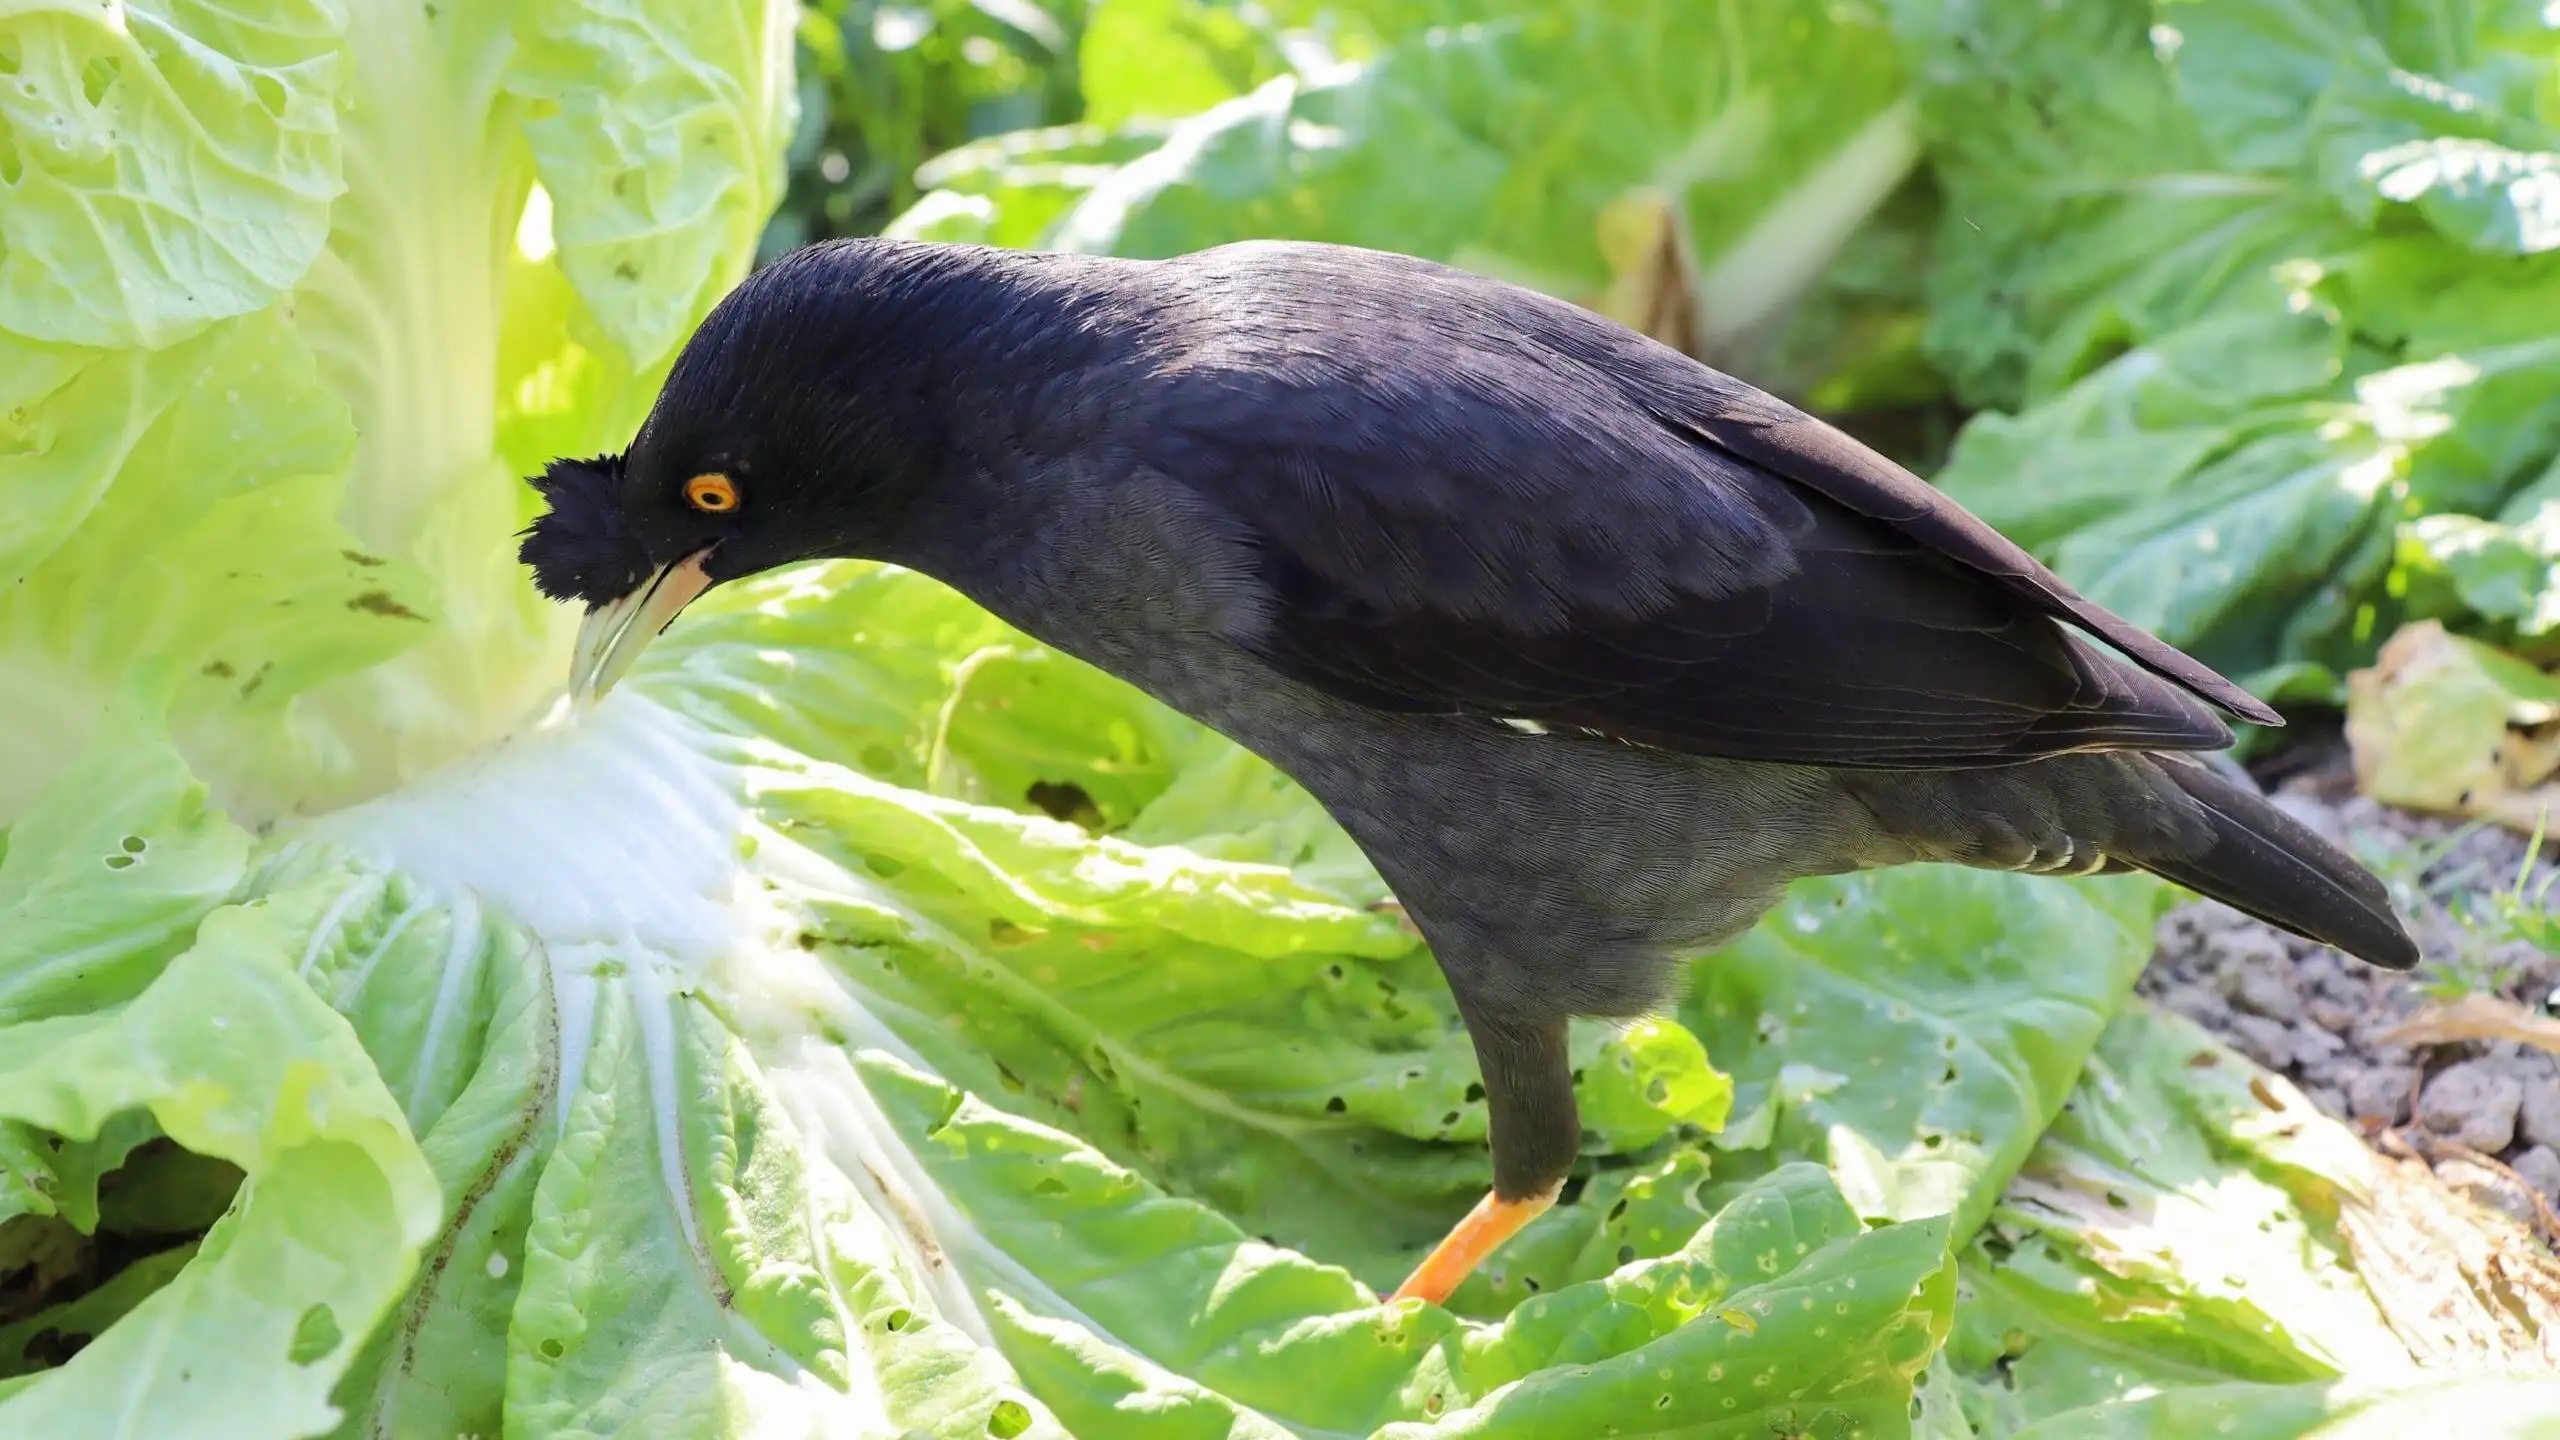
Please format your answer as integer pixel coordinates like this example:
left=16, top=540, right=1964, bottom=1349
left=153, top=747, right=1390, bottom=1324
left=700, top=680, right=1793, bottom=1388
left=1048, top=628, right=1879, bottom=1017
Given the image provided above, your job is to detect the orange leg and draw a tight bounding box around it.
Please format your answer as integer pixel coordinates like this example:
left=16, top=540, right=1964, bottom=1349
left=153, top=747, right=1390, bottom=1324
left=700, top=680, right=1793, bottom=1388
left=1387, top=1180, right=1563, bottom=1305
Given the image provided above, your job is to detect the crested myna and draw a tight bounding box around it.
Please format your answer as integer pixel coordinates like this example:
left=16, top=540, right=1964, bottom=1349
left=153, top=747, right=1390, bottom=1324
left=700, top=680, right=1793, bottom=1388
left=522, top=239, right=2418, bottom=1304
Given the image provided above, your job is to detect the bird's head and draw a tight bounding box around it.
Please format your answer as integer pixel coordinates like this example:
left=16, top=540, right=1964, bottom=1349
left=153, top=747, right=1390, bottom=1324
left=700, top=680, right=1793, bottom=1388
left=519, top=239, right=978, bottom=706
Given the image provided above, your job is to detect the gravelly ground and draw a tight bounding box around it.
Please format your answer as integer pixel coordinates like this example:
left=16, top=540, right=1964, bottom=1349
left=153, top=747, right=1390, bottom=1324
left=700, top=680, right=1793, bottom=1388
left=2137, top=739, right=2560, bottom=1238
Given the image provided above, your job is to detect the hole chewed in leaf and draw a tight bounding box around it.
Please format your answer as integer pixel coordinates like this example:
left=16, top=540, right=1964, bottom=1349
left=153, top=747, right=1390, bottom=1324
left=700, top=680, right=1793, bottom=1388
left=288, top=1303, right=340, bottom=1364
left=1024, top=779, right=1103, bottom=829
left=81, top=55, right=118, bottom=106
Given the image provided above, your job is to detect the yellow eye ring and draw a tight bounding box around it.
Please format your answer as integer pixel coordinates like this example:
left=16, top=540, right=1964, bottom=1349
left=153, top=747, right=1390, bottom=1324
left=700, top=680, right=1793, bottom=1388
left=683, top=473, right=740, bottom=514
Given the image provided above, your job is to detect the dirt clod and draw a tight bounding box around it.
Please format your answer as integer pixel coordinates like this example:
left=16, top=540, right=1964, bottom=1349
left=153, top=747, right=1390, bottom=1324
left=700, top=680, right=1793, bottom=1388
left=2512, top=1145, right=2560, bottom=1209
left=2523, top=1066, right=2560, bottom=1151
left=2346, top=1065, right=2421, bottom=1124
left=2420, top=1060, right=2525, bottom=1153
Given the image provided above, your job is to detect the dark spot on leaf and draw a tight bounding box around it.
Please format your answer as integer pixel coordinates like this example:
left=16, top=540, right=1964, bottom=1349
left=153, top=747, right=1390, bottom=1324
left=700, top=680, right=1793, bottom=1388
left=240, top=662, right=273, bottom=699
left=199, top=659, right=234, bottom=678
left=104, top=855, right=134, bottom=870
left=539, top=1338, right=564, bottom=1359
left=1615, top=1244, right=1635, bottom=1266
left=2186, top=1052, right=2219, bottom=1069
left=1463, top=1081, right=1484, bottom=1103
left=1325, top=1096, right=1346, bottom=1114
left=348, top=590, right=425, bottom=620
left=340, top=549, right=385, bottom=567
left=614, top=260, right=640, bottom=281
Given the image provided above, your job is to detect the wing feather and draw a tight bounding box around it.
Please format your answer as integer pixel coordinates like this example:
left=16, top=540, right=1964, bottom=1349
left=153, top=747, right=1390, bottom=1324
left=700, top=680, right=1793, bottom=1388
left=1121, top=243, right=2266, bottom=770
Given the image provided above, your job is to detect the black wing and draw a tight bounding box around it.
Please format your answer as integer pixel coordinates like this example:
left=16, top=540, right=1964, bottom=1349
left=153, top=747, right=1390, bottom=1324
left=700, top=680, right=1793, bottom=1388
left=1131, top=243, right=2273, bottom=771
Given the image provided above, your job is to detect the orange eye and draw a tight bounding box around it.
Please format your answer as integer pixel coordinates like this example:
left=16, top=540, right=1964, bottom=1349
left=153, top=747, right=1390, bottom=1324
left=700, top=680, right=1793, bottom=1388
left=683, top=473, right=740, bottom=513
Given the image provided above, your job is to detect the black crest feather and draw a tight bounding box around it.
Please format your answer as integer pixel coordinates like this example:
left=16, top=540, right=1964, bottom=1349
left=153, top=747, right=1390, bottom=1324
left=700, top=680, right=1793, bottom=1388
left=519, top=454, right=647, bottom=607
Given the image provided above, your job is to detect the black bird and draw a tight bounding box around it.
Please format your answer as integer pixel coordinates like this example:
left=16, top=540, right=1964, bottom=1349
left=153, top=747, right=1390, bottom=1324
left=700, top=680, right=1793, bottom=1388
left=520, top=238, right=2419, bottom=1304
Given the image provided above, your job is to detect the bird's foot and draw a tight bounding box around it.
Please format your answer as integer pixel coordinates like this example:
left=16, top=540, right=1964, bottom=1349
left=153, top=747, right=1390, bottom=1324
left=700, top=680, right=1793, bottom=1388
left=1386, top=1180, right=1562, bottom=1305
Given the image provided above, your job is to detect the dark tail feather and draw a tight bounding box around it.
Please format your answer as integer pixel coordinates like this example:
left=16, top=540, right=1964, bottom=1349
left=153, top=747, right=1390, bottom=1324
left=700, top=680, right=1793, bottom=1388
left=2127, top=758, right=2421, bottom=972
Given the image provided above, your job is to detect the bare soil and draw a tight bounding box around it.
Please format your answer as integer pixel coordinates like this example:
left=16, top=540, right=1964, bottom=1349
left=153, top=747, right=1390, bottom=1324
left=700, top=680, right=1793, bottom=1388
left=2138, top=739, right=2560, bottom=1242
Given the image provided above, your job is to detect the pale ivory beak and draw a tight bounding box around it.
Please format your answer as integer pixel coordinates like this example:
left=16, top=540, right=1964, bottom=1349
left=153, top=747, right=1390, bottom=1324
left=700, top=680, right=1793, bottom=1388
left=568, top=550, right=715, bottom=708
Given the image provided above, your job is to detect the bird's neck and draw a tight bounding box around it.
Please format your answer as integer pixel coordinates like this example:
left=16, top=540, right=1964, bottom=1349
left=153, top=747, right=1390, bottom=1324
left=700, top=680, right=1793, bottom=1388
left=854, top=254, right=1163, bottom=596
left=869, top=444, right=1085, bottom=632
